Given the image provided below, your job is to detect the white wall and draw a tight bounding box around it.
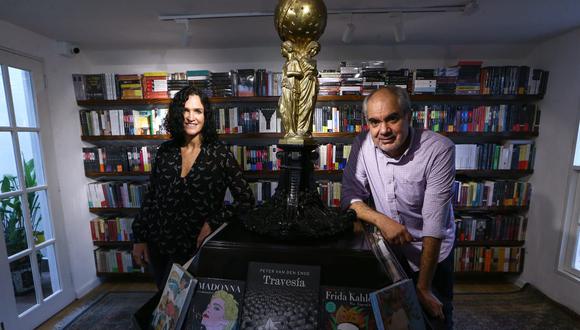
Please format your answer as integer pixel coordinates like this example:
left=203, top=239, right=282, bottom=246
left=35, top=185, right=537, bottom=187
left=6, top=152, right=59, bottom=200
left=0, top=20, right=99, bottom=299
left=522, top=27, right=580, bottom=314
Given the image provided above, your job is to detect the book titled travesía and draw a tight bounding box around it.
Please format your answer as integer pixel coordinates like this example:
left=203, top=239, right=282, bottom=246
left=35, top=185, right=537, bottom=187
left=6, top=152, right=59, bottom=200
left=183, top=277, right=245, bottom=330
left=320, top=286, right=377, bottom=330
left=241, top=262, right=320, bottom=330
left=150, top=263, right=197, bottom=330
left=369, top=279, right=425, bottom=330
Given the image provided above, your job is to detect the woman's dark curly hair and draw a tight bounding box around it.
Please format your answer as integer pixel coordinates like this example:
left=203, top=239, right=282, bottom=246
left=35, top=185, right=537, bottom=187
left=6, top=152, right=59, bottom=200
left=164, top=85, right=218, bottom=146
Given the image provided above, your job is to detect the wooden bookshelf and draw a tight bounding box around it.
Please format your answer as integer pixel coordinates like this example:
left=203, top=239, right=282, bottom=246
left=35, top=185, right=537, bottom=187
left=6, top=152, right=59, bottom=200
left=93, top=241, right=133, bottom=247
left=455, top=169, right=533, bottom=179
left=454, top=206, right=528, bottom=213
left=85, top=169, right=533, bottom=180
left=79, top=91, right=541, bottom=278
left=77, top=94, right=544, bottom=108
left=89, top=207, right=140, bottom=214
left=81, top=131, right=538, bottom=143
left=96, top=272, right=152, bottom=279
left=456, top=240, right=525, bottom=247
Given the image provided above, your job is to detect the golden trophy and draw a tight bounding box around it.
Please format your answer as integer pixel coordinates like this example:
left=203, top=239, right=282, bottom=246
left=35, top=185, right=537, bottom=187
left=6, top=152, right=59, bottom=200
left=275, top=0, right=326, bottom=144
left=242, top=0, right=353, bottom=240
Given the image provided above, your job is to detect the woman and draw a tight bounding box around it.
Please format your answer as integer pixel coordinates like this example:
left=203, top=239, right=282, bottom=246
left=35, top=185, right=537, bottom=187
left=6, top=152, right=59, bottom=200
left=201, top=290, right=239, bottom=330
left=132, top=86, right=254, bottom=289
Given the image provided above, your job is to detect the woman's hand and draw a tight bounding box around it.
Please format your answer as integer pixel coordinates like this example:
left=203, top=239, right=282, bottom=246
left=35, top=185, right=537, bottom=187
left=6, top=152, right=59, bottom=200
left=196, top=222, right=212, bottom=248
left=132, top=243, right=150, bottom=267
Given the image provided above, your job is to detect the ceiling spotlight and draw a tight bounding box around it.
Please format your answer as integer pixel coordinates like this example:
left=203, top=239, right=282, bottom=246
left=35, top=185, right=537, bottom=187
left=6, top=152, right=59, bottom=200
left=393, top=14, right=405, bottom=43
left=463, top=0, right=479, bottom=16
left=342, top=23, right=356, bottom=44
left=176, top=19, right=193, bottom=47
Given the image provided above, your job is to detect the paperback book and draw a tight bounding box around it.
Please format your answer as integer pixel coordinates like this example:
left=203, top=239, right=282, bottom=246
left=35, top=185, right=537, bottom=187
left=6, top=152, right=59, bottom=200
left=320, top=286, right=377, bottom=330
left=369, top=279, right=425, bottom=330
left=151, top=263, right=197, bottom=330
left=241, top=262, right=320, bottom=329
left=183, top=277, right=245, bottom=330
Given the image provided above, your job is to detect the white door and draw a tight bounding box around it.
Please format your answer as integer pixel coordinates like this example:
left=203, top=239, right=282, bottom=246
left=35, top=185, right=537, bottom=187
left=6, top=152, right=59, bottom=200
left=0, top=48, right=74, bottom=329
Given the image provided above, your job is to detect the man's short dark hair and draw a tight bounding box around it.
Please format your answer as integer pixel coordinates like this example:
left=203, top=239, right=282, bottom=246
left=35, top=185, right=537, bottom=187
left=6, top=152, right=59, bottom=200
left=362, top=86, right=412, bottom=117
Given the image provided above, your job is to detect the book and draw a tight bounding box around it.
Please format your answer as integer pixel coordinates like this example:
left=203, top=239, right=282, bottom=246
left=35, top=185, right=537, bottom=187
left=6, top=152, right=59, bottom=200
left=184, top=277, right=245, bottom=330
left=320, top=286, right=377, bottom=330
left=369, top=279, right=425, bottom=330
left=364, top=229, right=406, bottom=283
left=241, top=262, right=320, bottom=329
left=151, top=263, right=198, bottom=330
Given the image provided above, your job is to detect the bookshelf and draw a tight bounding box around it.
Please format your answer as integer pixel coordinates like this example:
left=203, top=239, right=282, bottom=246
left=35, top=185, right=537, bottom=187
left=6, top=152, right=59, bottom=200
left=79, top=92, right=541, bottom=278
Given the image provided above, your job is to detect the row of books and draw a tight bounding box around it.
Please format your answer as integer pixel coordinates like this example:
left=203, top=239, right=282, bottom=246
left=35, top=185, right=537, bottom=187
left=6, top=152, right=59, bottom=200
left=87, top=182, right=148, bottom=209
left=313, top=105, right=365, bottom=133
left=82, top=146, right=156, bottom=173
left=73, top=64, right=549, bottom=101
left=454, top=246, right=523, bottom=273
left=234, top=180, right=342, bottom=208
left=227, top=145, right=281, bottom=171
left=79, top=109, right=168, bottom=136
left=225, top=143, right=353, bottom=172
left=89, top=217, right=134, bottom=242
left=453, top=180, right=531, bottom=207
left=455, top=142, right=535, bottom=170
left=317, top=180, right=342, bottom=208
left=79, top=104, right=541, bottom=139
left=81, top=142, right=537, bottom=176
left=411, top=103, right=541, bottom=133
left=455, top=214, right=527, bottom=242
left=321, top=62, right=548, bottom=96
left=212, top=107, right=281, bottom=134
left=94, top=248, right=139, bottom=273
left=151, top=260, right=421, bottom=330
left=73, top=70, right=284, bottom=100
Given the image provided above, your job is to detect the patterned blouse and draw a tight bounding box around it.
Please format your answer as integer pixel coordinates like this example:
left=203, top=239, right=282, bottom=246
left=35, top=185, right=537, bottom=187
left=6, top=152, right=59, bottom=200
left=132, top=140, right=254, bottom=260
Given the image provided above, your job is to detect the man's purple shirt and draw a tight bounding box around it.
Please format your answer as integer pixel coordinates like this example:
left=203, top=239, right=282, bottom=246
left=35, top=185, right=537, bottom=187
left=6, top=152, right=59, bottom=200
left=341, top=128, right=456, bottom=271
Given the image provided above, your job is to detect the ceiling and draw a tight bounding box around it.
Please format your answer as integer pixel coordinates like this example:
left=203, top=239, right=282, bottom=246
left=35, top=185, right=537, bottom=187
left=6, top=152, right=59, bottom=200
left=1, top=0, right=580, bottom=50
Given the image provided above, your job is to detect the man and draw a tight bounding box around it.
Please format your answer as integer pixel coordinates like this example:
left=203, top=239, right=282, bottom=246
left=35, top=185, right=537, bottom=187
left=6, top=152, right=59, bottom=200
left=341, top=86, right=456, bottom=329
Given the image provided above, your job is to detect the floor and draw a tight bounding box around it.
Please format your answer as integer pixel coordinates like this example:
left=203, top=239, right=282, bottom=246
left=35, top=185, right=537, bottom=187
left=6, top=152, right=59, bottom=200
left=36, top=280, right=157, bottom=330
left=35, top=279, right=520, bottom=329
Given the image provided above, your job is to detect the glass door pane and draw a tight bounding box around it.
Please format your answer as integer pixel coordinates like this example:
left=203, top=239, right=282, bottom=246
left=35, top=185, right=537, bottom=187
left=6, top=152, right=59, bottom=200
left=17, top=132, right=45, bottom=187
left=38, top=244, right=60, bottom=299
left=9, top=255, right=37, bottom=315
left=0, top=132, right=20, bottom=192
left=8, top=67, right=37, bottom=128
left=28, top=190, right=53, bottom=244
left=0, top=72, right=9, bottom=126
left=1, top=195, right=29, bottom=256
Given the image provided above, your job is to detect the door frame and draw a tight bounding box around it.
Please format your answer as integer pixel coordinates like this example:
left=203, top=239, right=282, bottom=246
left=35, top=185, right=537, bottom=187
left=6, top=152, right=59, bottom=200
left=0, top=47, right=75, bottom=329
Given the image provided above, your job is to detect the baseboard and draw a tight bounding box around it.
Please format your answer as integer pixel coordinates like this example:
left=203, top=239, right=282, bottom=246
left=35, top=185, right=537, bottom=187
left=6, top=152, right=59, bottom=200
left=75, top=278, right=101, bottom=298
left=514, top=278, right=527, bottom=288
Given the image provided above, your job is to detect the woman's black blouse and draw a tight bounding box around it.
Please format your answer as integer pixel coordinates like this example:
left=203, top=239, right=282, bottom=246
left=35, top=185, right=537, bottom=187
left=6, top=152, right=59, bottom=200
left=132, top=140, right=254, bottom=260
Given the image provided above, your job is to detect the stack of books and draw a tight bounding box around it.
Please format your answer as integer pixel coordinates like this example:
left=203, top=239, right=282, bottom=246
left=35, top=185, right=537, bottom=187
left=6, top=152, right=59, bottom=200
left=361, top=61, right=386, bottom=95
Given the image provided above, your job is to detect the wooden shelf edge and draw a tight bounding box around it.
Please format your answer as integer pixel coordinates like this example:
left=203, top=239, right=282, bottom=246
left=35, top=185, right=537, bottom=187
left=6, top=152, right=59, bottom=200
left=93, top=241, right=133, bottom=247
left=77, top=94, right=543, bottom=107
left=89, top=207, right=140, bottom=213
left=96, top=271, right=152, bottom=279
left=456, top=240, right=525, bottom=247
left=454, top=206, right=529, bottom=213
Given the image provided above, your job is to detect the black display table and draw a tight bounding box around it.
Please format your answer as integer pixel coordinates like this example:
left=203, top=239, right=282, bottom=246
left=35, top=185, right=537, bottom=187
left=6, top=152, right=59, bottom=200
left=192, top=221, right=391, bottom=289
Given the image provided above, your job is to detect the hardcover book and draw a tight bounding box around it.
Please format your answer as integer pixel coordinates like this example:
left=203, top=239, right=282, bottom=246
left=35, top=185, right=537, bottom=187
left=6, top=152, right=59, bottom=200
left=151, top=263, right=197, bottom=330
left=320, top=286, right=377, bottom=330
left=241, top=262, right=320, bottom=330
left=369, top=279, right=425, bottom=330
left=184, top=277, right=245, bottom=330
